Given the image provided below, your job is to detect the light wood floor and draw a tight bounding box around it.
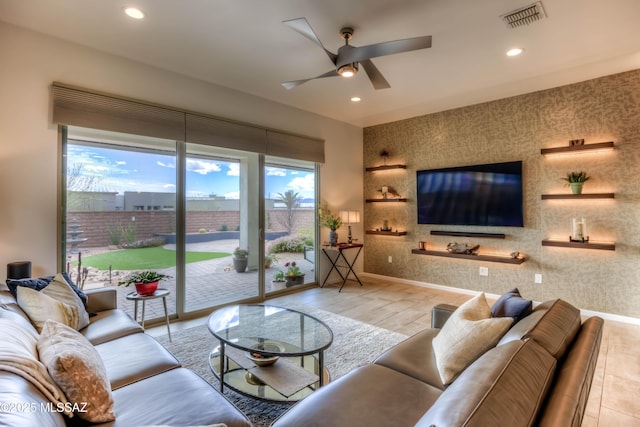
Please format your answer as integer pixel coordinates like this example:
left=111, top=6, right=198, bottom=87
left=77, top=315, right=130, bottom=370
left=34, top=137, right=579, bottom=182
left=150, top=275, right=640, bottom=426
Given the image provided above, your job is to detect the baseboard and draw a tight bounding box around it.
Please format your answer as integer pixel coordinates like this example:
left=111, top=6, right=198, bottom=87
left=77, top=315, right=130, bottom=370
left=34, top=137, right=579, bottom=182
left=360, top=272, right=640, bottom=326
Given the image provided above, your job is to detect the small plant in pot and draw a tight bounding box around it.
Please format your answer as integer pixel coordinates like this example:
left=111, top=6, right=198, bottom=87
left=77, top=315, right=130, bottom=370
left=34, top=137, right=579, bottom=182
left=232, top=247, right=249, bottom=272
left=562, top=171, right=591, bottom=194
left=118, top=271, right=170, bottom=296
left=319, top=206, right=343, bottom=246
left=283, top=262, right=305, bottom=287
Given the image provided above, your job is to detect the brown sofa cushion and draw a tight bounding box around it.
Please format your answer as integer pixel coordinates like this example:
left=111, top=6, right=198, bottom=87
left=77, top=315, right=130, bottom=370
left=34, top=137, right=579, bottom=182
left=498, top=299, right=581, bottom=360
left=416, top=339, right=557, bottom=427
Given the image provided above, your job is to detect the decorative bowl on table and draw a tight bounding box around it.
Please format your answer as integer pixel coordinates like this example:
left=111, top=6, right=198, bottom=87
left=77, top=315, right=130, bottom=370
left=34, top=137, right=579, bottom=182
left=246, top=342, right=283, bottom=367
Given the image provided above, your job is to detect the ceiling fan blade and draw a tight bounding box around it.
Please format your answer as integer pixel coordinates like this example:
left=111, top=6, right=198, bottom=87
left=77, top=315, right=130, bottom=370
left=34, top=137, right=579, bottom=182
left=283, top=18, right=337, bottom=65
left=281, top=69, right=340, bottom=90
left=336, top=35, right=432, bottom=68
left=360, top=59, right=391, bottom=90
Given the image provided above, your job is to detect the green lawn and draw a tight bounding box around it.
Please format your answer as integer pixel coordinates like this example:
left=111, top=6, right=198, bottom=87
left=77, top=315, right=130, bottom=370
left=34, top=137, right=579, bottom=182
left=79, top=247, right=230, bottom=270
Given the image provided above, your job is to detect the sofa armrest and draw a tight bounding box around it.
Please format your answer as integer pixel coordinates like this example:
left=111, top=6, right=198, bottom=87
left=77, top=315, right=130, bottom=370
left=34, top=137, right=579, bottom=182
left=85, top=288, right=118, bottom=312
left=431, top=303, right=458, bottom=329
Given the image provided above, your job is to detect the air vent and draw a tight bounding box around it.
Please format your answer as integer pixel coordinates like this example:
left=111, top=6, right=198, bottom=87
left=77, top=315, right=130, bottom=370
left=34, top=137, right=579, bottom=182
left=501, top=2, right=547, bottom=28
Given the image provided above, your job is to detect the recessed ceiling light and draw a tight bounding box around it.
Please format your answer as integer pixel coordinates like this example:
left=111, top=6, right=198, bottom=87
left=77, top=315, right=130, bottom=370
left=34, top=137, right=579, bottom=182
left=351, top=97, right=361, bottom=102
left=506, top=48, right=524, bottom=57
left=124, top=7, right=145, bottom=19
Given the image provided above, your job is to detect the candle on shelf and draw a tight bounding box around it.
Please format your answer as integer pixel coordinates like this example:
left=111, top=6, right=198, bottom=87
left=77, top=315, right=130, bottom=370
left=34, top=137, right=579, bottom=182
left=381, top=186, right=388, bottom=199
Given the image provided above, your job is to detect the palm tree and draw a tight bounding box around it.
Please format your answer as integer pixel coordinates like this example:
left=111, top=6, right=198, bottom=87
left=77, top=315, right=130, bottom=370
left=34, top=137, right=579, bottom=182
left=276, top=190, right=302, bottom=234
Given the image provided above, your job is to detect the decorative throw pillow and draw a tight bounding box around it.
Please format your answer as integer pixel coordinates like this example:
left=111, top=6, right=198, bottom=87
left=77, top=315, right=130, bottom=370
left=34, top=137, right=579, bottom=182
left=16, top=287, right=78, bottom=333
left=432, top=293, right=513, bottom=385
left=41, top=273, right=90, bottom=330
left=37, top=320, right=115, bottom=423
left=6, top=272, right=87, bottom=305
left=491, top=288, right=532, bottom=323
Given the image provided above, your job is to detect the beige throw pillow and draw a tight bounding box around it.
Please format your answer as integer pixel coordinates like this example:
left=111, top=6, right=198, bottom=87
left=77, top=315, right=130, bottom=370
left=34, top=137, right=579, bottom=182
left=37, top=320, right=115, bottom=423
left=16, top=287, right=78, bottom=333
left=432, top=292, right=513, bottom=385
left=42, top=273, right=90, bottom=330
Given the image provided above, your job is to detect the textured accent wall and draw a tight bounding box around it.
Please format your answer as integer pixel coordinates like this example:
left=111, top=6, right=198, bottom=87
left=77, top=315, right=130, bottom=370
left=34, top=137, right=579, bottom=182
left=363, top=70, right=640, bottom=318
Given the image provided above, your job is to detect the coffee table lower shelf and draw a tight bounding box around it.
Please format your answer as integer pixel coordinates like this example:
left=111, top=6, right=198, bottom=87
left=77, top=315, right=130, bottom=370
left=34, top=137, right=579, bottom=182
left=209, top=344, right=330, bottom=403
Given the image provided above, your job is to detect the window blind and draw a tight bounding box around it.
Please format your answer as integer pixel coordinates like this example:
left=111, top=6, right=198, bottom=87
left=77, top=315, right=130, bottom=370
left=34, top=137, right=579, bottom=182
left=52, top=82, right=325, bottom=163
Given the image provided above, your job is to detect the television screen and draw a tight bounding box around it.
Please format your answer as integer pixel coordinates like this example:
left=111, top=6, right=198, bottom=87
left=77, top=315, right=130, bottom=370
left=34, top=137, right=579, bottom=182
left=416, top=161, right=524, bottom=227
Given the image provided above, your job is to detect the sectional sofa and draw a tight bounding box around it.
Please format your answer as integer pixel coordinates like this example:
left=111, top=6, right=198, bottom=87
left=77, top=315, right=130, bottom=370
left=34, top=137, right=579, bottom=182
left=0, top=281, right=251, bottom=427
left=272, top=294, right=603, bottom=427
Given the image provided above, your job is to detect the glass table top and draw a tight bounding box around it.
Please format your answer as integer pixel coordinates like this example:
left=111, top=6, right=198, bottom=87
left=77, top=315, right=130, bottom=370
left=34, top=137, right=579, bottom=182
left=207, top=304, right=333, bottom=356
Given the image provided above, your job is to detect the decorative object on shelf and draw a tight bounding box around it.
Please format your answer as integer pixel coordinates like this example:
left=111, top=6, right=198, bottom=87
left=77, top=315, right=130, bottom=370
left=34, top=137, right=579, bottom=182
left=510, top=251, right=521, bottom=259
left=339, top=210, right=360, bottom=244
left=381, top=219, right=392, bottom=232
left=562, top=171, right=590, bottom=194
left=446, top=242, right=480, bottom=255
left=418, top=241, right=426, bottom=250
left=377, top=186, right=401, bottom=199
left=570, top=218, right=589, bottom=242
left=569, top=139, right=585, bottom=146
left=319, top=205, right=343, bottom=247
left=232, top=247, right=249, bottom=272
left=118, top=271, right=170, bottom=296
left=283, top=262, right=305, bottom=287
left=380, top=149, right=390, bottom=165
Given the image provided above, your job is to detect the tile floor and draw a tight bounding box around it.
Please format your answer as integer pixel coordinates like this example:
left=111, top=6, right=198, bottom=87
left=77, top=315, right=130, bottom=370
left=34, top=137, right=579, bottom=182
left=148, top=275, right=640, bottom=426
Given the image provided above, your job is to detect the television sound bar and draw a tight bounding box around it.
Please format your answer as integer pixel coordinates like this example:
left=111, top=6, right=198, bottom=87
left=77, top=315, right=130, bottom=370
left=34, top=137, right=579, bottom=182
left=430, top=230, right=506, bottom=239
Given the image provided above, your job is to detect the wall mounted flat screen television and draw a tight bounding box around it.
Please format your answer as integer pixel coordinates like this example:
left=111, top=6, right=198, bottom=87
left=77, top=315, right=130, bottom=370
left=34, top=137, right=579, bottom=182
left=417, top=161, right=524, bottom=227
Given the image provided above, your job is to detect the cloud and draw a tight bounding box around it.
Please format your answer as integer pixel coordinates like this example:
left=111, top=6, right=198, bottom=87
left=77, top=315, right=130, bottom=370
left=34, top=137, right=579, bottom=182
left=227, top=164, right=239, bottom=176
left=266, top=167, right=287, bottom=177
left=288, top=173, right=315, bottom=192
left=157, top=160, right=176, bottom=169
left=187, top=159, right=222, bottom=175
left=224, top=191, right=240, bottom=199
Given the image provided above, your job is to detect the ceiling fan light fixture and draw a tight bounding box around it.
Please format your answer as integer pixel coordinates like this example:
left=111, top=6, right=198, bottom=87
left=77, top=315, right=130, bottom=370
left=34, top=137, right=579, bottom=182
left=506, top=47, right=524, bottom=57
left=338, top=63, right=358, bottom=78
left=124, top=7, right=145, bottom=19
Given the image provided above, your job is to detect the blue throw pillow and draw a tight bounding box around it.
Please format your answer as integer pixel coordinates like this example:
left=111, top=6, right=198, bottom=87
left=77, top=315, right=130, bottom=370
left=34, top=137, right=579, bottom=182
left=6, top=272, right=87, bottom=306
left=491, top=288, right=532, bottom=323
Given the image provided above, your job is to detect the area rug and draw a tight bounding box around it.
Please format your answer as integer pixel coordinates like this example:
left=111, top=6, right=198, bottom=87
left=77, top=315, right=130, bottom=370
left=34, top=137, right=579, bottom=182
left=155, top=304, right=408, bottom=426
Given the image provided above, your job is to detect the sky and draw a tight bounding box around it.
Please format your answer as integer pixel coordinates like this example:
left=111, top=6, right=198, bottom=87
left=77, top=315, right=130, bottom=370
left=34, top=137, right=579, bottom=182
left=67, top=144, right=315, bottom=200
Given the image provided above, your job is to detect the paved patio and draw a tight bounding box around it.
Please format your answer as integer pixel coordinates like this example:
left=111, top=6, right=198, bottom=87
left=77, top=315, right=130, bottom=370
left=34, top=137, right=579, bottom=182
left=81, top=239, right=315, bottom=324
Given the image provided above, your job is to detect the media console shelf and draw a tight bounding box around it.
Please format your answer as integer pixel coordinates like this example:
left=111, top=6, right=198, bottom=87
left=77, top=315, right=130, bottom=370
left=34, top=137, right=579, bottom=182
left=541, top=240, right=615, bottom=251
left=411, top=249, right=525, bottom=264
left=366, top=230, right=407, bottom=236
left=541, top=193, right=615, bottom=200
left=430, top=230, right=506, bottom=239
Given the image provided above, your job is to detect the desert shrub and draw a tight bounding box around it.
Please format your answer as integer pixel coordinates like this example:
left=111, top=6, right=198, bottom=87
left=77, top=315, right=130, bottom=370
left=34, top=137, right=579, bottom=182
left=219, top=224, right=228, bottom=231
left=120, top=237, right=166, bottom=249
left=268, top=234, right=314, bottom=253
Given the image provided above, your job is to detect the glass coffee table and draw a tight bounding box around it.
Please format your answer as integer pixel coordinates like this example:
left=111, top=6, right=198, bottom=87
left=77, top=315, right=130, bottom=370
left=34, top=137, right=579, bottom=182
left=208, top=304, right=333, bottom=403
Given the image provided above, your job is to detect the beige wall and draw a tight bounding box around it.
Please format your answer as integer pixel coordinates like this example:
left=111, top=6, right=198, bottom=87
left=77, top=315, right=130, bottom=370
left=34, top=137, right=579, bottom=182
left=0, top=22, right=363, bottom=279
left=364, top=70, right=640, bottom=319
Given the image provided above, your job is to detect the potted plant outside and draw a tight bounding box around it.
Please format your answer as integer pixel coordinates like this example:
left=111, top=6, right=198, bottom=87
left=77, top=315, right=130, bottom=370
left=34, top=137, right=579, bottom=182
left=118, top=271, right=170, bottom=296
left=271, top=269, right=287, bottom=290
left=319, top=207, right=343, bottom=246
left=562, top=171, right=591, bottom=194
left=283, top=261, right=305, bottom=287
left=265, top=253, right=278, bottom=269
left=233, top=247, right=249, bottom=272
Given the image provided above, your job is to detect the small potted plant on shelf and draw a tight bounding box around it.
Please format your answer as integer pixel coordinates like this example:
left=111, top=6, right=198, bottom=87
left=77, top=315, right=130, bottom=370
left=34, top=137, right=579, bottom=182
left=118, top=271, right=170, bottom=296
left=562, top=171, right=591, bottom=194
left=283, top=261, right=305, bottom=287
left=233, top=247, right=249, bottom=273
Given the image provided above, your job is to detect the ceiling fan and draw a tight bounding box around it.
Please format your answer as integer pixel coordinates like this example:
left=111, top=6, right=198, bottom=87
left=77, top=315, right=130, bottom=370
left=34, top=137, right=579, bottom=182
left=281, top=17, right=432, bottom=90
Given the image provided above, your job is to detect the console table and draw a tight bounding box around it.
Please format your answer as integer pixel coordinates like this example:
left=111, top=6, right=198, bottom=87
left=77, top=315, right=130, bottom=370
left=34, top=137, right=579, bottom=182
left=321, top=243, right=363, bottom=292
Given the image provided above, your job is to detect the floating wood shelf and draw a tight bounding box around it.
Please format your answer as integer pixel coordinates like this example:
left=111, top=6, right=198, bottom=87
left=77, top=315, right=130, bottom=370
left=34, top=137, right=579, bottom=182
left=430, top=230, right=506, bottom=239
left=365, top=164, right=407, bottom=172
left=541, top=193, right=615, bottom=200
left=365, top=198, right=407, bottom=203
left=541, top=240, right=615, bottom=251
left=540, top=141, right=614, bottom=155
left=411, top=249, right=525, bottom=264
left=366, top=230, right=407, bottom=236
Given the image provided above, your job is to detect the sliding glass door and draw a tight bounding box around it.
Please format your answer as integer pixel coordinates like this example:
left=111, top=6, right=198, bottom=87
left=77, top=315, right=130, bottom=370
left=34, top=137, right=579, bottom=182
left=184, top=144, right=261, bottom=311
left=62, top=126, right=318, bottom=322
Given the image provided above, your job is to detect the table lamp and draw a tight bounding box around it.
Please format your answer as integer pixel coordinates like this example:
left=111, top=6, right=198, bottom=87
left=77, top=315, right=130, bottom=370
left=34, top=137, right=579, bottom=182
left=340, top=210, right=360, bottom=244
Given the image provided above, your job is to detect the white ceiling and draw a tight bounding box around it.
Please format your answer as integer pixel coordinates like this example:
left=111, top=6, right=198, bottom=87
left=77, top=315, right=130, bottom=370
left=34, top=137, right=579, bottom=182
left=1, top=0, right=639, bottom=128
